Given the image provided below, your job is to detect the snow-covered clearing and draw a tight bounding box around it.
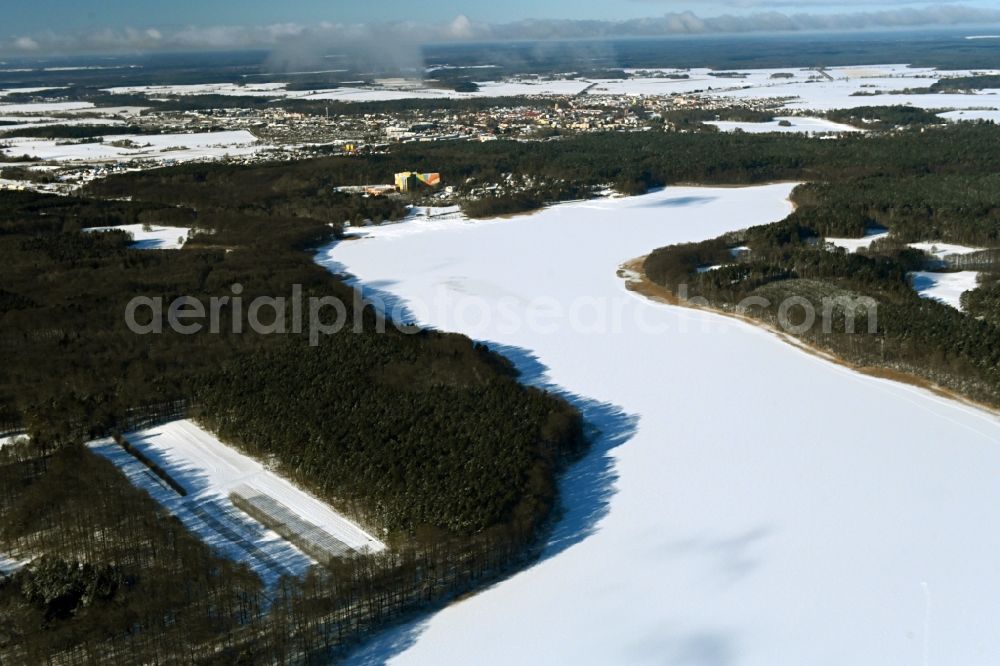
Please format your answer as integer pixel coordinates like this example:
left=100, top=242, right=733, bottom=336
left=0, top=101, right=94, bottom=113
left=826, top=227, right=890, bottom=252
left=909, top=271, right=980, bottom=310
left=103, top=82, right=288, bottom=97
left=0, top=87, right=65, bottom=98
left=1, top=130, right=267, bottom=163
left=88, top=420, right=384, bottom=585
left=909, top=241, right=985, bottom=259
left=0, top=554, right=28, bottom=576
left=940, top=109, right=1000, bottom=123
left=402, top=205, right=464, bottom=221
left=321, top=185, right=1000, bottom=665
left=83, top=223, right=191, bottom=250
left=0, top=433, right=27, bottom=449
left=0, top=117, right=126, bottom=132
left=707, top=116, right=861, bottom=134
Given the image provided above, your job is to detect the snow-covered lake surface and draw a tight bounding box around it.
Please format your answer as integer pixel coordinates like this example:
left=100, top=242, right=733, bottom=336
left=89, top=420, right=385, bottom=585
left=909, top=271, right=980, bottom=310
left=321, top=185, right=1000, bottom=665
left=707, top=116, right=861, bottom=134
left=83, top=223, right=191, bottom=250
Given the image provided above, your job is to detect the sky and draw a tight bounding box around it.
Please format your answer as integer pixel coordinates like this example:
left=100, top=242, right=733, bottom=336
left=2, top=1, right=999, bottom=54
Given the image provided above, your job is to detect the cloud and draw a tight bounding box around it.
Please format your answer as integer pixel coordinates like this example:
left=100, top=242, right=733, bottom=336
left=2, top=5, right=999, bottom=56
left=13, top=37, right=39, bottom=51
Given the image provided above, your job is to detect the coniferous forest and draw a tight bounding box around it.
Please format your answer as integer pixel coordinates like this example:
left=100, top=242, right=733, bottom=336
left=3, top=121, right=1000, bottom=662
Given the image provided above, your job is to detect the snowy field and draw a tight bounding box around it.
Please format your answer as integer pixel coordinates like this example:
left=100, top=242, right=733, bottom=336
left=1, top=130, right=268, bottom=163
left=707, top=116, right=861, bottom=135
left=826, top=227, right=890, bottom=252
left=0, top=433, right=27, bottom=450
left=103, top=82, right=289, bottom=97
left=0, top=554, right=27, bottom=576
left=827, top=233, right=985, bottom=260
left=91, top=65, right=1000, bottom=115
left=909, top=271, right=980, bottom=310
left=89, top=420, right=385, bottom=585
left=321, top=185, right=1000, bottom=665
left=0, top=101, right=94, bottom=113
left=940, top=109, right=1000, bottom=123
left=0, top=117, right=126, bottom=132
left=83, top=223, right=191, bottom=250
left=0, top=86, right=65, bottom=98
left=909, top=241, right=985, bottom=260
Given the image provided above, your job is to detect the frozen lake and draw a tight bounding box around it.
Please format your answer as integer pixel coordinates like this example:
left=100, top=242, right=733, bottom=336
left=320, top=185, right=1000, bottom=665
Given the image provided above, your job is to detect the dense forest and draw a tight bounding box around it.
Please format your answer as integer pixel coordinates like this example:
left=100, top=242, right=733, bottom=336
left=0, top=166, right=582, bottom=662
left=640, top=127, right=1000, bottom=406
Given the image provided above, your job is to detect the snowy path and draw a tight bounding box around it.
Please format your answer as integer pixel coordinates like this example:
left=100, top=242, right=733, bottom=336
left=320, top=185, right=1000, bottom=665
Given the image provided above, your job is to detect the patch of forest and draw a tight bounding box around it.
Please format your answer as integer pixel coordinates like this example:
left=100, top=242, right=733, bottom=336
left=0, top=177, right=582, bottom=661
left=643, top=148, right=1000, bottom=406
left=823, top=105, right=945, bottom=130
left=0, top=124, right=157, bottom=140
left=929, top=74, right=1000, bottom=92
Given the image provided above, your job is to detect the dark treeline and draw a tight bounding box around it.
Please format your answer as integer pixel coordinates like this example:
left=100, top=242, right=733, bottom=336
left=0, top=124, right=156, bottom=140
left=824, top=105, right=944, bottom=130
left=91, top=123, right=1000, bottom=217
left=0, top=167, right=582, bottom=662
left=789, top=174, right=1000, bottom=244
left=642, top=126, right=1000, bottom=405
left=0, top=444, right=264, bottom=664
left=0, top=434, right=573, bottom=664
left=930, top=75, right=1000, bottom=92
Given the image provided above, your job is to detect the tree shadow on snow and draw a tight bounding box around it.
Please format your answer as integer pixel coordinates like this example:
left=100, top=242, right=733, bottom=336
left=320, top=239, right=640, bottom=664
left=344, top=342, right=638, bottom=665
left=639, top=195, right=717, bottom=208
left=485, top=342, right=639, bottom=560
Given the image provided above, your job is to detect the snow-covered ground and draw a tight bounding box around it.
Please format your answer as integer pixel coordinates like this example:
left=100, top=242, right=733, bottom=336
left=0, top=554, right=28, bottom=576
left=909, top=241, right=985, bottom=260
left=0, top=117, right=126, bottom=132
left=402, top=205, right=464, bottom=221
left=93, top=65, right=1000, bottom=115
left=89, top=420, right=385, bottom=585
left=0, top=101, right=95, bottom=113
left=320, top=185, right=1000, bottom=665
left=940, top=109, right=1000, bottom=123
left=708, top=116, right=861, bottom=134
left=1, top=130, right=267, bottom=163
left=83, top=223, right=191, bottom=250
left=103, top=82, right=289, bottom=97
left=0, top=86, right=65, bottom=98
left=909, top=271, right=980, bottom=310
left=826, top=227, right=890, bottom=252
left=0, top=433, right=27, bottom=449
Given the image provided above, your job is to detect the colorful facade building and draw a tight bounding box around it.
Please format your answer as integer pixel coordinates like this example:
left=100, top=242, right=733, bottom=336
left=394, top=171, right=441, bottom=192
